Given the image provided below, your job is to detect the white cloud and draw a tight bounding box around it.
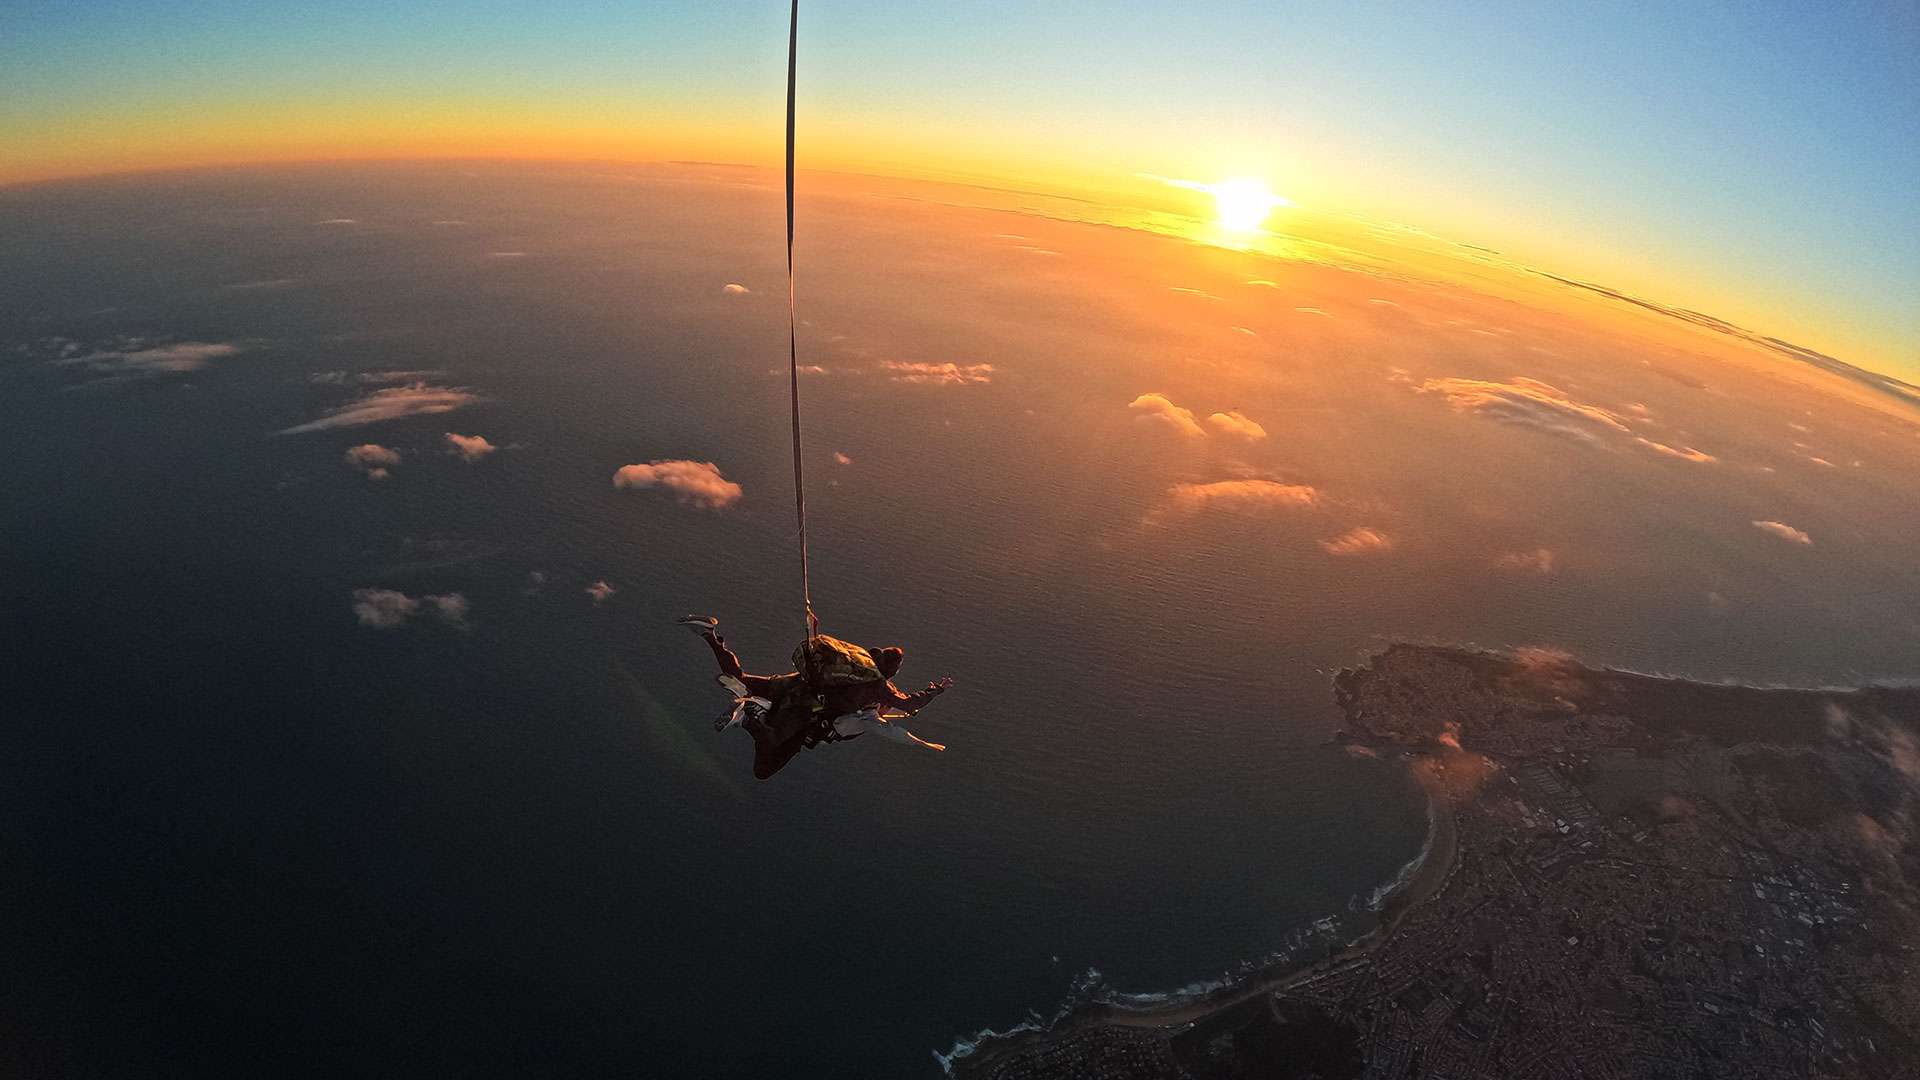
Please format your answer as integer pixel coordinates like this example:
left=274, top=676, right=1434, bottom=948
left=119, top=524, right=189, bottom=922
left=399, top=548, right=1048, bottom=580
left=352, top=587, right=470, bottom=629
left=1634, top=437, right=1716, bottom=463
left=427, top=593, right=470, bottom=628
left=1166, top=479, right=1319, bottom=511
left=61, top=341, right=241, bottom=376
left=445, top=432, right=497, bottom=462
left=278, top=382, right=480, bottom=434
left=308, top=369, right=443, bottom=386
left=1417, top=376, right=1631, bottom=444
left=723, top=283, right=750, bottom=295
left=833, top=451, right=853, bottom=465
left=882, top=361, right=994, bottom=385
left=613, top=459, right=743, bottom=509
left=344, top=443, right=401, bottom=480
left=352, top=589, right=417, bottom=628
left=1128, top=393, right=1205, bottom=438
left=586, top=580, right=616, bottom=603
left=1321, top=526, right=1393, bottom=555
left=1205, top=410, right=1268, bottom=440
left=1752, top=520, right=1812, bottom=545
left=1495, top=548, right=1556, bottom=574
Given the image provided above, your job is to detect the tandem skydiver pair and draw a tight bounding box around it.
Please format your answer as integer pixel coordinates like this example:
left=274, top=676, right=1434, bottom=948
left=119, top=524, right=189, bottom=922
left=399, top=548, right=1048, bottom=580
left=679, top=616, right=953, bottom=780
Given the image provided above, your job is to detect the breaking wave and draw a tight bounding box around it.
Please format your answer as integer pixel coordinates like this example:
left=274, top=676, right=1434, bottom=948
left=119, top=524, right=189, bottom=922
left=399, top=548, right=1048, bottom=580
left=1356, top=785, right=1437, bottom=912
left=932, top=917, right=1352, bottom=1074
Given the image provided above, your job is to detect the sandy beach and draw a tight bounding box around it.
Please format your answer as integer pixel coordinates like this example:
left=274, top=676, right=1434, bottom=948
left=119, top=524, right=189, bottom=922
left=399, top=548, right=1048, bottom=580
left=953, top=752, right=1458, bottom=1074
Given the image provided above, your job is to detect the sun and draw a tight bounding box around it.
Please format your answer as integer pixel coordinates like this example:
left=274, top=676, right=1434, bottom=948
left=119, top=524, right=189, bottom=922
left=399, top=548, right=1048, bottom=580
left=1208, top=177, right=1289, bottom=231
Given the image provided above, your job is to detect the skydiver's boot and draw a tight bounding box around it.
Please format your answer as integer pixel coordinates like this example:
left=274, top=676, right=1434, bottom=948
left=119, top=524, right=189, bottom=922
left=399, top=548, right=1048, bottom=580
left=676, top=614, right=719, bottom=636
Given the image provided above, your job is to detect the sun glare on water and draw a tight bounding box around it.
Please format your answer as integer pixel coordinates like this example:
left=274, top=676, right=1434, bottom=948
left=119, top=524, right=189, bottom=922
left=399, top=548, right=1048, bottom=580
left=1208, top=177, right=1289, bottom=231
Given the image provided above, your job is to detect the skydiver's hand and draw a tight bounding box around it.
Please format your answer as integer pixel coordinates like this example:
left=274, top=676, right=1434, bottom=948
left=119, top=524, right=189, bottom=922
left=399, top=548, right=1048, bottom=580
left=926, top=677, right=954, bottom=695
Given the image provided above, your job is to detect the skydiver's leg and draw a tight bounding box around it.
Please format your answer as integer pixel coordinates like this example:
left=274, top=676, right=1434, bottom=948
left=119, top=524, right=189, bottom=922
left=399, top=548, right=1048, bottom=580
left=747, top=697, right=813, bottom=780
left=751, top=727, right=809, bottom=781
left=702, top=631, right=748, bottom=681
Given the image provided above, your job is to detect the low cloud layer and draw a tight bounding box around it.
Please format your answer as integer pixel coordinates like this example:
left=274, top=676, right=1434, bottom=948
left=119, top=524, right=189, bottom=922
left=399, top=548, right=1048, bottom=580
left=722, top=283, right=750, bottom=295
left=1321, top=526, right=1393, bottom=555
left=309, top=369, right=443, bottom=386
left=585, top=580, right=616, bottom=603
left=1752, top=520, right=1813, bottom=545
left=1206, top=410, right=1268, bottom=440
left=882, top=361, right=994, bottom=385
left=351, top=588, right=470, bottom=629
left=1418, top=376, right=1630, bottom=444
left=1634, top=437, right=1716, bottom=463
left=344, top=443, right=400, bottom=480
left=1129, top=393, right=1205, bottom=437
left=61, top=340, right=241, bottom=378
left=445, top=432, right=497, bottom=462
left=1496, top=548, right=1556, bottom=574
left=613, top=459, right=743, bottom=509
left=1167, top=479, right=1319, bottom=511
left=279, top=382, right=480, bottom=435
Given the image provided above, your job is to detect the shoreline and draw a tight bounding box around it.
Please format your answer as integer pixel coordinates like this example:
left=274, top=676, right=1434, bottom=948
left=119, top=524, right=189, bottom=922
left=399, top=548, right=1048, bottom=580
left=947, top=751, right=1457, bottom=1075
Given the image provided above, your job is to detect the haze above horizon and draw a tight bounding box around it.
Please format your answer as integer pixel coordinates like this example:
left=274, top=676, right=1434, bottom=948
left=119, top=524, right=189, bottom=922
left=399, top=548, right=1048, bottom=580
left=3, top=1, right=1915, bottom=378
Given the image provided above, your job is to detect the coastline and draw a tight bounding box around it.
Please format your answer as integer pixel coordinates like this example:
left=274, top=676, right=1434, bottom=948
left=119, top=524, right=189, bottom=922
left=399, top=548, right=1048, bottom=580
left=946, top=644, right=1920, bottom=1079
left=946, top=752, right=1457, bottom=1075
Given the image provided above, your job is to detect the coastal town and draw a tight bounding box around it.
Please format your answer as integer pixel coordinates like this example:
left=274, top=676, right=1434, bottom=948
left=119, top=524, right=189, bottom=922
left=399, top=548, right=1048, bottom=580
left=953, top=645, right=1920, bottom=1078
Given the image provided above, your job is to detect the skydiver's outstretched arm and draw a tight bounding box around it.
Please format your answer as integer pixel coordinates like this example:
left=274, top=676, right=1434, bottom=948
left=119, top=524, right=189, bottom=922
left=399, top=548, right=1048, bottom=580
left=886, top=676, right=954, bottom=717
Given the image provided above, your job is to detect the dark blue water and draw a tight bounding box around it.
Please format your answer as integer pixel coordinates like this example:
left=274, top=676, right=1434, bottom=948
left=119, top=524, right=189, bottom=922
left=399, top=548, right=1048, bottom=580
left=3, top=162, right=1913, bottom=1077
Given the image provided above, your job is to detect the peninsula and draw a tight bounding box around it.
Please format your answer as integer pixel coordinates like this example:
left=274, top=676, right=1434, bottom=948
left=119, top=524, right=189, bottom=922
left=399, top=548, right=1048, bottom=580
left=952, top=645, right=1920, bottom=1079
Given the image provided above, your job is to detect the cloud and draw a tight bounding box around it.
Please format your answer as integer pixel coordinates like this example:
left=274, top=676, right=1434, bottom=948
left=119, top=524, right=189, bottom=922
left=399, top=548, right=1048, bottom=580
left=308, top=369, right=443, bottom=386
left=1495, top=548, right=1556, bottom=574
left=723, top=283, right=750, bottom=295
left=882, top=361, right=994, bottom=385
left=1245, top=279, right=1279, bottom=288
left=1129, top=393, right=1205, bottom=438
left=427, top=593, right=471, bottom=628
left=613, top=459, right=742, bottom=509
left=351, top=588, right=469, bottom=629
left=1752, top=520, right=1812, bottom=545
left=1294, top=306, right=1329, bottom=317
left=1417, top=376, right=1631, bottom=444
left=1205, top=410, right=1268, bottom=440
left=585, top=580, right=616, bottom=603
left=1166, top=480, right=1319, bottom=511
left=344, top=443, right=400, bottom=480
left=61, top=341, right=241, bottom=377
left=1633, top=437, right=1716, bottom=463
left=316, top=218, right=357, bottom=225
left=278, top=382, right=480, bottom=434
left=445, top=432, right=497, bottom=462
left=352, top=589, right=417, bottom=628
left=1171, top=287, right=1223, bottom=301
left=833, top=451, right=853, bottom=465
left=1320, top=526, right=1393, bottom=555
